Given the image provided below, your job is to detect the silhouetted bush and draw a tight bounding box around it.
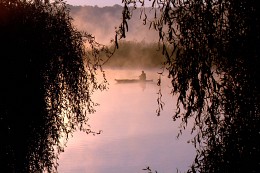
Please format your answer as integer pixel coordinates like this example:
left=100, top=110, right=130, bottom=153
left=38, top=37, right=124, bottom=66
left=104, top=40, right=165, bottom=68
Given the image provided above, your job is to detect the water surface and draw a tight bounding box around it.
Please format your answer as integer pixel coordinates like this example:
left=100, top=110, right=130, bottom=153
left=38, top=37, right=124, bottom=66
left=58, top=69, right=195, bottom=173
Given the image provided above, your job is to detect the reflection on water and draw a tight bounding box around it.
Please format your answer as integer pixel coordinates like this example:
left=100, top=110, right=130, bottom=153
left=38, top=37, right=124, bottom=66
left=58, top=69, right=195, bottom=173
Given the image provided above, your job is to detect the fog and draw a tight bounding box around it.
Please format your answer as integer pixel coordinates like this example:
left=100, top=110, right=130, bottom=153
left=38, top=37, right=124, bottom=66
left=58, top=69, right=196, bottom=173
left=57, top=5, right=195, bottom=173
left=67, top=5, right=169, bottom=69
left=68, top=5, right=159, bottom=45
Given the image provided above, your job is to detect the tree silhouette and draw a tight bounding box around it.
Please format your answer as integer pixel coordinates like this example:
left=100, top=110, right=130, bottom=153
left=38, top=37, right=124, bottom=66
left=0, top=0, right=112, bottom=172
left=119, top=0, right=260, bottom=172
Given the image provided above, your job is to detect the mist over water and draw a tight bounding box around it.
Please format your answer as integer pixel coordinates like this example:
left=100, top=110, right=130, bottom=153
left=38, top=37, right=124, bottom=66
left=68, top=5, right=158, bottom=45
left=58, top=69, right=196, bottom=173
left=57, top=5, right=196, bottom=173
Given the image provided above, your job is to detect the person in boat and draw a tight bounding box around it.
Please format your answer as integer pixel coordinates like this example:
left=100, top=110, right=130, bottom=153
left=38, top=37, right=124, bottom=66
left=139, top=70, right=146, bottom=81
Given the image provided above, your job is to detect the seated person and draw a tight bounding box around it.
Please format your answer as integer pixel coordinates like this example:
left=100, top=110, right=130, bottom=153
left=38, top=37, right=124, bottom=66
left=139, top=71, right=146, bottom=81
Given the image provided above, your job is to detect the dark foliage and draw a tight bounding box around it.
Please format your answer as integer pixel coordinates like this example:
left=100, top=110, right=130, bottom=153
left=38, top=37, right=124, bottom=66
left=0, top=0, right=111, bottom=172
left=119, top=0, right=260, bottom=172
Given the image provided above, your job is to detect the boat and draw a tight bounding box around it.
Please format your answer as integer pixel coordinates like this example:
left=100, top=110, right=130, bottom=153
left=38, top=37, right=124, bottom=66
left=115, top=79, right=153, bottom=83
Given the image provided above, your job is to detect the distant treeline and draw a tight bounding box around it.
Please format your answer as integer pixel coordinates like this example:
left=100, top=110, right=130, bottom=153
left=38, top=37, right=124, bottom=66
left=104, top=41, right=166, bottom=68
left=67, top=5, right=170, bottom=68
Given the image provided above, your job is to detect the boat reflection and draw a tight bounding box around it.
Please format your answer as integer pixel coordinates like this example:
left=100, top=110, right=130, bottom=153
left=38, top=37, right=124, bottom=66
left=115, top=79, right=154, bottom=91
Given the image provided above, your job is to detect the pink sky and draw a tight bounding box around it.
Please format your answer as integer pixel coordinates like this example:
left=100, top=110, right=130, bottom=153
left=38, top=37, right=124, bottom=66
left=65, top=0, right=123, bottom=7
left=65, top=0, right=152, bottom=7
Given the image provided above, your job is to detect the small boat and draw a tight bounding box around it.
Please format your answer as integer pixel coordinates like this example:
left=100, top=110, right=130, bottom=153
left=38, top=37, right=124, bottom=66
left=115, top=79, right=153, bottom=83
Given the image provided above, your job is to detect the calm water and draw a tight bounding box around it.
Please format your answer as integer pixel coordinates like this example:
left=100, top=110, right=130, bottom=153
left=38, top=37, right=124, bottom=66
left=58, top=69, right=195, bottom=173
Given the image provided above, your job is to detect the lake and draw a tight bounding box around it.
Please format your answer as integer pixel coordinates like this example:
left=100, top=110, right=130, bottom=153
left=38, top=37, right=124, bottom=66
left=57, top=68, right=195, bottom=173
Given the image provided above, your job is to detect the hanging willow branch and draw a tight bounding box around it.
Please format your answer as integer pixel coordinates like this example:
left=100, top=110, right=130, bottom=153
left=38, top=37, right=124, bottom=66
left=0, top=0, right=116, bottom=172
left=118, top=0, right=260, bottom=172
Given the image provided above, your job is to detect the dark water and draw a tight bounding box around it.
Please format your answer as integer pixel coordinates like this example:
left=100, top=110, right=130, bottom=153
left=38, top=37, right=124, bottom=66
left=58, top=69, right=195, bottom=173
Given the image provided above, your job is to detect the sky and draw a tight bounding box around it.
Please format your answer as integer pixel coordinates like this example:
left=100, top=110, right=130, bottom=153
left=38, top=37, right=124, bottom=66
left=65, top=0, right=123, bottom=7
